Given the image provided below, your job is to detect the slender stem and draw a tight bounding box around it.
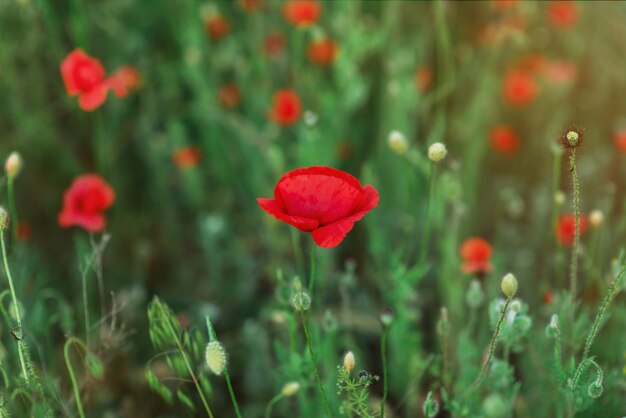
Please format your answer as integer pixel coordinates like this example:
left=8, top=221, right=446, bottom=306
left=7, top=178, right=19, bottom=240
left=300, top=310, right=333, bottom=418
left=161, top=305, right=215, bottom=418
left=307, top=244, right=317, bottom=295
left=264, top=393, right=284, bottom=418
left=569, top=149, right=580, bottom=298
left=0, top=228, right=29, bottom=382
left=81, top=260, right=90, bottom=347
left=64, top=337, right=88, bottom=418
left=419, top=163, right=435, bottom=265
left=380, top=326, right=390, bottom=418
left=465, top=298, right=512, bottom=396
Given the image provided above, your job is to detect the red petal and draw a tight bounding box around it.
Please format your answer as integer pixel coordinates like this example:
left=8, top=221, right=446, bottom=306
left=257, top=198, right=319, bottom=231
left=78, top=84, right=109, bottom=111
left=275, top=166, right=364, bottom=224
left=60, top=49, right=88, bottom=96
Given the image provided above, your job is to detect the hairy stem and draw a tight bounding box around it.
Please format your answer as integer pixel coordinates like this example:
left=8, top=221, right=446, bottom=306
left=300, top=310, right=333, bottom=418
left=569, top=149, right=581, bottom=298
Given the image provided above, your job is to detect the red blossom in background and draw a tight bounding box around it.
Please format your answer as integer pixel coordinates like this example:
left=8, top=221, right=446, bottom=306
left=58, top=174, right=115, bottom=232
left=489, top=125, right=520, bottom=155
left=556, top=212, right=588, bottom=247
left=502, top=69, right=537, bottom=106
left=172, top=147, right=202, bottom=169
left=460, top=237, right=493, bottom=275
left=415, top=67, right=433, bottom=93
left=543, top=291, right=555, bottom=304
left=109, top=66, right=142, bottom=98
left=307, top=39, right=339, bottom=66
left=542, top=60, right=577, bottom=85
left=547, top=1, right=579, bottom=29
left=205, top=14, right=230, bottom=40
left=491, top=0, right=519, bottom=9
left=614, top=130, right=626, bottom=152
left=257, top=166, right=379, bottom=248
left=263, top=32, right=286, bottom=58
left=16, top=222, right=31, bottom=242
left=240, top=0, right=261, bottom=12
left=268, top=90, right=302, bottom=126
left=283, top=0, right=321, bottom=28
left=61, top=49, right=109, bottom=111
left=219, top=84, right=241, bottom=108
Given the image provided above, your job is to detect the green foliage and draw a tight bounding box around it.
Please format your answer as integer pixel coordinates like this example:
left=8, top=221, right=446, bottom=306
left=336, top=365, right=380, bottom=418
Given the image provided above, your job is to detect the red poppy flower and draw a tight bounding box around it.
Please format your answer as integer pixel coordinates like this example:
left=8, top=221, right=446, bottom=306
left=460, top=237, right=493, bottom=275
left=109, top=66, right=142, bottom=98
left=172, top=147, right=202, bottom=169
left=240, top=0, right=261, bottom=12
left=283, top=0, right=321, bottom=28
left=614, top=130, right=626, bottom=152
left=58, top=174, right=115, bottom=232
left=415, top=67, right=433, bottom=93
left=61, top=49, right=109, bottom=111
left=489, top=125, right=520, bottom=155
left=16, top=222, right=31, bottom=242
left=556, top=213, right=588, bottom=247
left=307, top=39, right=338, bottom=66
left=257, top=166, right=379, bottom=248
left=219, top=84, right=241, bottom=108
left=546, top=1, right=579, bottom=29
left=543, top=291, right=555, bottom=304
left=205, top=15, right=230, bottom=40
left=502, top=70, right=537, bottom=106
left=263, top=32, right=285, bottom=58
left=542, top=60, right=577, bottom=85
left=268, top=90, right=302, bottom=126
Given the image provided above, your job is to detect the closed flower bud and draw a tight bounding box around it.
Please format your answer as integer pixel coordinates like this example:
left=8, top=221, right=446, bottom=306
left=545, top=314, right=560, bottom=338
left=554, top=190, right=566, bottom=206
left=0, top=207, right=8, bottom=230
left=428, top=142, right=447, bottom=162
left=205, top=341, right=227, bottom=375
left=588, top=380, right=603, bottom=399
left=5, top=152, right=22, bottom=179
left=290, top=290, right=311, bottom=311
left=500, top=273, right=518, bottom=298
left=343, top=351, right=355, bottom=373
left=388, top=130, right=408, bottom=155
left=281, top=381, right=300, bottom=397
left=589, top=209, right=604, bottom=228
left=379, top=307, right=394, bottom=327
left=483, top=393, right=507, bottom=418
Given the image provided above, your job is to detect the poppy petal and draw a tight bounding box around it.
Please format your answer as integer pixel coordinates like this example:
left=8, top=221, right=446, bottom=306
left=311, top=209, right=371, bottom=249
left=257, top=198, right=319, bottom=231
left=78, top=85, right=109, bottom=111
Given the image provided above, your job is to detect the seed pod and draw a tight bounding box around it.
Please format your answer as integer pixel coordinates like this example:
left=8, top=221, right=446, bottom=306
left=205, top=341, right=227, bottom=376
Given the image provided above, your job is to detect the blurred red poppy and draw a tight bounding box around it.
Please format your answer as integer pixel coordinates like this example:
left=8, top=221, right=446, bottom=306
left=614, top=130, right=626, bottom=152
left=172, top=147, right=202, bottom=169
left=263, top=32, right=286, bottom=58
left=502, top=70, right=537, bottom=106
left=543, top=291, right=555, bottom=304
left=546, top=1, right=579, bottom=29
left=307, top=39, right=338, bottom=66
left=257, top=166, right=379, bottom=248
left=219, top=84, right=241, bottom=108
left=109, top=66, right=142, bottom=98
left=491, top=0, right=519, bottom=9
left=489, top=125, right=520, bottom=155
left=556, top=213, right=588, bottom=247
left=205, top=15, right=230, bottom=40
left=283, top=0, right=321, bottom=28
left=240, top=0, right=261, bottom=12
left=460, top=237, right=493, bottom=275
left=415, top=67, right=433, bottom=93
left=268, top=90, right=302, bottom=125
left=542, top=60, right=577, bottom=85
left=58, top=174, right=115, bottom=232
left=61, top=49, right=109, bottom=111
left=16, top=222, right=31, bottom=242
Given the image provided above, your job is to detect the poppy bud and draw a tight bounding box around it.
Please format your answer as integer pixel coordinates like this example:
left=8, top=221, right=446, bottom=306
left=281, top=381, right=300, bottom=397
left=545, top=314, right=560, bottom=339
left=589, top=209, right=604, bottom=228
left=588, top=380, right=603, bottom=399
left=0, top=207, right=8, bottom=230
left=5, top=152, right=22, bottom=179
left=554, top=190, right=565, bottom=206
left=428, top=142, right=447, bottom=162
left=500, top=273, right=518, bottom=298
left=559, top=126, right=585, bottom=149
left=343, top=351, right=355, bottom=373
left=388, top=130, right=408, bottom=155
left=205, top=341, right=227, bottom=375
left=290, top=290, right=311, bottom=311
left=379, top=307, right=394, bottom=327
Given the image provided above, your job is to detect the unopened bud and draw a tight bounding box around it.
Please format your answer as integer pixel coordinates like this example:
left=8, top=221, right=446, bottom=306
left=343, top=351, right=355, bottom=373
left=205, top=341, right=227, bottom=375
left=554, top=190, right=565, bottom=206
left=388, top=130, right=408, bottom=155
left=545, top=314, right=560, bottom=338
left=589, top=209, right=604, bottom=228
left=428, top=142, right=447, bottom=162
left=290, top=290, right=311, bottom=311
left=379, top=307, right=394, bottom=327
left=5, top=152, right=22, bottom=179
left=281, top=381, right=300, bottom=397
left=500, top=273, right=518, bottom=298
left=0, top=207, right=8, bottom=230
left=588, top=381, right=603, bottom=399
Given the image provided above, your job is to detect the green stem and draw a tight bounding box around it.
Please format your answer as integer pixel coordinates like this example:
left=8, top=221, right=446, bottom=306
left=569, top=149, right=580, bottom=298
left=307, top=244, right=317, bottom=295
left=380, top=326, right=390, bottom=418
left=264, top=393, right=284, bottom=418
left=419, top=163, right=435, bottom=265
left=81, top=257, right=90, bottom=348
left=7, top=177, right=19, bottom=240
left=465, top=297, right=512, bottom=397
left=0, top=228, right=29, bottom=382
left=300, top=310, right=333, bottom=418
left=64, top=337, right=89, bottom=418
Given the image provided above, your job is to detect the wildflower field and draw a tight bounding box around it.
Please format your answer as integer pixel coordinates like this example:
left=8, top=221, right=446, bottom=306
left=2, top=0, right=626, bottom=417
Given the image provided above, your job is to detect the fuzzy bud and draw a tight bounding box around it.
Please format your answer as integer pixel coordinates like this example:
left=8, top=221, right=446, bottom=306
left=500, top=273, right=518, bottom=298
left=86, top=353, right=104, bottom=380
left=205, top=341, right=227, bottom=375
left=5, top=152, right=22, bottom=179
left=589, top=209, right=604, bottom=228
left=554, top=190, right=565, bottom=206
left=428, top=142, right=447, bottom=162
left=379, top=307, right=394, bottom=328
left=422, top=391, right=439, bottom=418
left=0, top=207, right=8, bottom=230
left=290, top=290, right=311, bottom=311
left=588, top=381, right=603, bottom=399
left=388, top=130, right=408, bottom=155
left=343, top=351, right=355, bottom=373
left=545, top=314, right=560, bottom=338
left=281, top=381, right=300, bottom=397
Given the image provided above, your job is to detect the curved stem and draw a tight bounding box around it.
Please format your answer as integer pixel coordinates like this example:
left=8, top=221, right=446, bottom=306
left=264, top=393, right=284, bottom=418
left=64, top=337, right=89, bottom=418
left=300, top=310, right=333, bottom=418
